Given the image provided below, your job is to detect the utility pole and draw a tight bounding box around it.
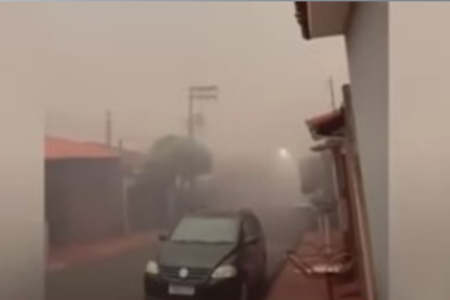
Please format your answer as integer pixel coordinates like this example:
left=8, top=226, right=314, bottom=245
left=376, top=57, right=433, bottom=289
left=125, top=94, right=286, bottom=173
left=188, top=89, right=194, bottom=139
left=328, top=77, right=337, bottom=111
left=180, top=85, right=218, bottom=218
left=187, top=85, right=219, bottom=141
left=118, top=138, right=131, bottom=235
left=106, top=110, right=113, bottom=147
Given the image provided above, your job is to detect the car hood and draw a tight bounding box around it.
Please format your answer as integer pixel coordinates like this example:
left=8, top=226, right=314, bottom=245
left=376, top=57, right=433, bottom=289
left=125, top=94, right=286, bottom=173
left=158, top=242, right=237, bottom=269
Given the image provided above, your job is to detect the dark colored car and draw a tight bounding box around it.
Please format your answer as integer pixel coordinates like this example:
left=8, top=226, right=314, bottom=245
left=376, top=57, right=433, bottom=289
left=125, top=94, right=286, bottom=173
left=144, top=210, right=267, bottom=300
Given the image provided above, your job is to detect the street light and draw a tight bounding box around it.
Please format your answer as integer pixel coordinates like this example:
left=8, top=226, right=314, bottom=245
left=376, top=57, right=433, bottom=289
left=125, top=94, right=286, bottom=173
left=277, top=147, right=292, bottom=161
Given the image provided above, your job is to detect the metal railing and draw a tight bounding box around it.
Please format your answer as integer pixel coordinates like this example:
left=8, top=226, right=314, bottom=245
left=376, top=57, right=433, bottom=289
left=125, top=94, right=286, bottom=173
left=286, top=242, right=355, bottom=300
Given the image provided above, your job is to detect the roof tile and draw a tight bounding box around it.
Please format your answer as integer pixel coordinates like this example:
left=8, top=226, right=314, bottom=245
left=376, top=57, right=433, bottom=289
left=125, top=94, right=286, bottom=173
left=45, top=136, right=117, bottom=160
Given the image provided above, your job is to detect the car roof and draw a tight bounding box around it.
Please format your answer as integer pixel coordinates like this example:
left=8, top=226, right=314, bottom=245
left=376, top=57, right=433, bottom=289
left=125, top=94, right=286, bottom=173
left=186, top=209, right=254, bottom=221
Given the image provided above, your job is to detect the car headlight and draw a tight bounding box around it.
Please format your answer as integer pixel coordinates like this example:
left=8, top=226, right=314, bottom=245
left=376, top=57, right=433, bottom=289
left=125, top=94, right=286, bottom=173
left=145, top=261, right=159, bottom=275
left=211, top=265, right=237, bottom=279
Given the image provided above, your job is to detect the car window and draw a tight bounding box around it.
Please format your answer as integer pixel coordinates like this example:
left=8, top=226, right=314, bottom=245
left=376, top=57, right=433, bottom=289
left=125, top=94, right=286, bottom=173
left=170, top=216, right=239, bottom=244
left=243, top=215, right=261, bottom=238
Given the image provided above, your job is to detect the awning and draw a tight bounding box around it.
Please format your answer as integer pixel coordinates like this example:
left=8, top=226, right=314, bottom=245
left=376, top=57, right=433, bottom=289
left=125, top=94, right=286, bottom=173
left=306, top=107, right=345, bottom=140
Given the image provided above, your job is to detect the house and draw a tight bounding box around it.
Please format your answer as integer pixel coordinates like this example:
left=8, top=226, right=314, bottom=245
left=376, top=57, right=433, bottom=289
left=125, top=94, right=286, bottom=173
left=85, top=140, right=172, bottom=233
left=304, top=100, right=375, bottom=297
left=295, top=2, right=450, bottom=300
left=294, top=3, right=387, bottom=300
left=45, top=136, right=125, bottom=249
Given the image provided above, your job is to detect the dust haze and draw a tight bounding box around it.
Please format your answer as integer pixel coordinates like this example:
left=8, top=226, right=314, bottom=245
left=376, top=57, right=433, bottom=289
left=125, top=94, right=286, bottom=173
left=14, top=2, right=350, bottom=299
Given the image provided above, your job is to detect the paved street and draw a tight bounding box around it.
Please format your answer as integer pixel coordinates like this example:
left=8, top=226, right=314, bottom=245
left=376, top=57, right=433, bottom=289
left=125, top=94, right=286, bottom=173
left=47, top=244, right=157, bottom=300
left=47, top=158, right=315, bottom=300
left=47, top=210, right=313, bottom=300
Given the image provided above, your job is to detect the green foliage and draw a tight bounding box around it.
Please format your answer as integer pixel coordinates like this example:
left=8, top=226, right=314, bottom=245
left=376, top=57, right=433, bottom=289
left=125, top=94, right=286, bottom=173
left=148, top=135, right=212, bottom=179
left=134, top=134, right=213, bottom=195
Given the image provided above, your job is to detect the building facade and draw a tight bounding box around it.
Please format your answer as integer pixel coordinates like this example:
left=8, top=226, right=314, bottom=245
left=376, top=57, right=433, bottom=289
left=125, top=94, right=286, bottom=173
left=296, top=2, right=450, bottom=300
left=295, top=3, right=387, bottom=300
left=45, top=137, right=125, bottom=249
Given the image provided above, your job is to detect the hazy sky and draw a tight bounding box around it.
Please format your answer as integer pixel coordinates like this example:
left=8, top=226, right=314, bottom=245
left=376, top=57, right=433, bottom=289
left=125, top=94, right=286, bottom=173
left=2, top=2, right=348, bottom=158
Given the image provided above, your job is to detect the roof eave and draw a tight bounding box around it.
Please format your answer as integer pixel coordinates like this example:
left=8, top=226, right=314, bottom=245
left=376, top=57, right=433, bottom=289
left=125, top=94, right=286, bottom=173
left=305, top=107, right=346, bottom=140
left=295, top=2, right=352, bottom=40
left=294, top=2, right=312, bottom=40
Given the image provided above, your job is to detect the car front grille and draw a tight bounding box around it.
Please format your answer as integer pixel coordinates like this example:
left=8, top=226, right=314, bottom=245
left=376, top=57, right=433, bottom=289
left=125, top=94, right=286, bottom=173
left=160, top=266, right=210, bottom=282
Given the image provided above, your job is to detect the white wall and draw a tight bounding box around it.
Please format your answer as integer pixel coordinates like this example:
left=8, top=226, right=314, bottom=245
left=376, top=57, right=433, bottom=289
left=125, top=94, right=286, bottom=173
left=390, top=3, right=450, bottom=300
left=345, top=3, right=389, bottom=300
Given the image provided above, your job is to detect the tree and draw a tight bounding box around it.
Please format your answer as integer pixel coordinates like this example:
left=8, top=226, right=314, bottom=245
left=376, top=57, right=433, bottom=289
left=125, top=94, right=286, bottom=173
left=132, top=134, right=213, bottom=225
left=147, top=134, right=212, bottom=184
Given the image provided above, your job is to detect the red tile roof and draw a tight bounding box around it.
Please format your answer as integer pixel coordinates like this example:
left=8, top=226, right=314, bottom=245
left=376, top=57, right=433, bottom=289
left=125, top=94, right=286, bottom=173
left=45, top=136, right=118, bottom=160
left=87, top=141, right=146, bottom=167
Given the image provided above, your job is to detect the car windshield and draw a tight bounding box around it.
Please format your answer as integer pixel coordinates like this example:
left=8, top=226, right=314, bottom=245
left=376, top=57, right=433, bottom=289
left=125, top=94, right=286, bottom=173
left=170, top=216, right=238, bottom=244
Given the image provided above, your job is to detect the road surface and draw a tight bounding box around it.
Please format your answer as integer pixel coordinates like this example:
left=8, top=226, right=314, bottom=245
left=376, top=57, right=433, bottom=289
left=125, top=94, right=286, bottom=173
left=47, top=157, right=315, bottom=300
